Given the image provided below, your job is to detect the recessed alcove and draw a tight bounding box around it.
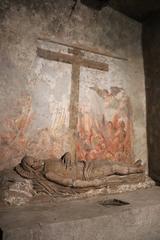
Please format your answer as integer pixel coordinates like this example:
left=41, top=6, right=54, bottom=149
left=0, top=0, right=160, bottom=239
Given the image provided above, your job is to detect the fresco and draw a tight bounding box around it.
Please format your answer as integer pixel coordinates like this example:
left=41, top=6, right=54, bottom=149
left=0, top=42, right=135, bottom=170
left=0, top=96, right=33, bottom=169
left=0, top=56, right=72, bottom=170
left=76, top=67, right=133, bottom=164
left=27, top=57, right=72, bottom=158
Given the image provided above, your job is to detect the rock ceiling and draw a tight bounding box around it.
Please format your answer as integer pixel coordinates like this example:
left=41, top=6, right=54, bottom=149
left=81, top=0, right=160, bottom=22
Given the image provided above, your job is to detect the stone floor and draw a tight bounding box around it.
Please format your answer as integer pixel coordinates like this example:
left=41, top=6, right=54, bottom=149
left=0, top=186, right=160, bottom=240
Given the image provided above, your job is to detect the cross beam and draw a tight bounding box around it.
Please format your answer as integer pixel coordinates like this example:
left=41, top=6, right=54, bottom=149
left=37, top=48, right=108, bottom=71
left=37, top=46, right=109, bottom=161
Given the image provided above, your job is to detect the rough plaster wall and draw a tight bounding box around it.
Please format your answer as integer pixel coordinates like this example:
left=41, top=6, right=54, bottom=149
left=143, top=14, right=160, bottom=181
left=0, top=0, right=147, bottom=170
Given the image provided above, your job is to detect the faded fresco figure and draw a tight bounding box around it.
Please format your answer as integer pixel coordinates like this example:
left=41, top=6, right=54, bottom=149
left=76, top=86, right=133, bottom=163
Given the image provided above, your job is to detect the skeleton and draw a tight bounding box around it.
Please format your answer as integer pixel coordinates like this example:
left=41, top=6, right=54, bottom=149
left=15, top=153, right=144, bottom=196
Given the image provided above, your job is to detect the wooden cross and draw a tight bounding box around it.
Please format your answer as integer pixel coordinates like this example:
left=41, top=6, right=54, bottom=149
left=37, top=44, right=108, bottom=160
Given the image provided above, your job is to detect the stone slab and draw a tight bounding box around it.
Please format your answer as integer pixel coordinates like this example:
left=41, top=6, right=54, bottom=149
left=1, top=186, right=160, bottom=240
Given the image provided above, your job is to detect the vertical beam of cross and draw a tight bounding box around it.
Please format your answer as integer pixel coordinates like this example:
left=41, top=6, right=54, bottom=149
left=68, top=63, right=80, bottom=162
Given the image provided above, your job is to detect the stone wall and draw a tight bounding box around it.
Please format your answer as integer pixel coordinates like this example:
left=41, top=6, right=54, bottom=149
left=143, top=13, right=160, bottom=181
left=0, top=0, right=147, bottom=171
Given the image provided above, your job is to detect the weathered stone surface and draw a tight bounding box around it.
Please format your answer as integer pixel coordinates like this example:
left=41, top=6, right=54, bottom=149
left=3, top=180, right=33, bottom=206
left=0, top=187, right=160, bottom=240
left=0, top=170, right=34, bottom=206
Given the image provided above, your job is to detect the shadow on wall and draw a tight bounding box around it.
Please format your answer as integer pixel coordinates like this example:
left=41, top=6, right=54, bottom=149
left=80, top=0, right=109, bottom=10
left=0, top=228, right=3, bottom=240
left=142, top=12, right=160, bottom=182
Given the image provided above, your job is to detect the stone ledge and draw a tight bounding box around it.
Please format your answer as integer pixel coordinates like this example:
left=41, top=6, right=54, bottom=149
left=0, top=186, right=160, bottom=240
